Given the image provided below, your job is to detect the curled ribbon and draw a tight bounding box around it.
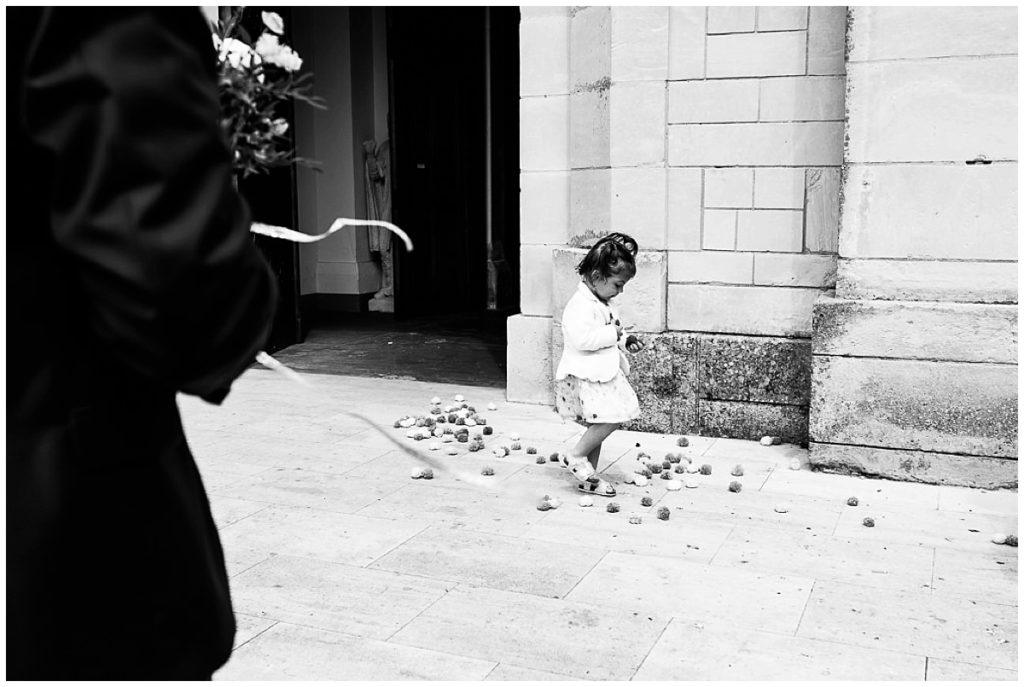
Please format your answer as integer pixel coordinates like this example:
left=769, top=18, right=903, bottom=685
left=250, top=218, right=414, bottom=252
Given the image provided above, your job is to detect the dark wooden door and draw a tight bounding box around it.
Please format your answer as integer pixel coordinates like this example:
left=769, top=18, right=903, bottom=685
left=387, top=7, right=489, bottom=318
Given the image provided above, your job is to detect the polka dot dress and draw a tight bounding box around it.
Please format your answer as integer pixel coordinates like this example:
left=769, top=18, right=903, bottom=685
left=555, top=372, right=640, bottom=427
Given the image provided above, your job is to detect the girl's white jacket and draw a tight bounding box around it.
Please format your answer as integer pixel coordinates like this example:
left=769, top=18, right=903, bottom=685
left=555, top=282, right=630, bottom=383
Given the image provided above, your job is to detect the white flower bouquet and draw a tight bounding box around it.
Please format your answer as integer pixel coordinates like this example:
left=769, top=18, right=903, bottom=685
left=213, top=8, right=324, bottom=178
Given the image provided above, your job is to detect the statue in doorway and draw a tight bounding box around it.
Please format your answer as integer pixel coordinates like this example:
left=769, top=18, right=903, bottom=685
left=363, top=138, right=393, bottom=301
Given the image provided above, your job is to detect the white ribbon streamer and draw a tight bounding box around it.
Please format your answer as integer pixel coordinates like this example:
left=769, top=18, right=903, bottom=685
left=250, top=218, right=414, bottom=252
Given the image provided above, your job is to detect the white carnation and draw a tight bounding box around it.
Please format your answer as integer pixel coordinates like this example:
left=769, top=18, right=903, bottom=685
left=261, top=11, right=285, bottom=35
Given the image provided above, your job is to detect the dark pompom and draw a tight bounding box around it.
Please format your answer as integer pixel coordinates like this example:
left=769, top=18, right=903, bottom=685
left=847, top=497, right=859, bottom=507
left=455, top=417, right=466, bottom=426
left=677, top=437, right=689, bottom=447
left=662, top=461, right=672, bottom=470
left=674, top=465, right=685, bottom=474
left=728, top=481, right=742, bottom=493
left=511, top=441, right=522, bottom=451
left=731, top=465, right=744, bottom=477
left=667, top=453, right=681, bottom=464
left=481, top=466, right=495, bottom=476
left=535, top=455, right=547, bottom=464
left=641, top=496, right=653, bottom=507
left=549, top=452, right=560, bottom=462
left=639, top=468, right=652, bottom=478
left=660, top=472, right=672, bottom=481
left=649, top=464, right=662, bottom=474
left=430, top=407, right=442, bottom=415
left=457, top=434, right=469, bottom=443
left=475, top=416, right=486, bottom=425
left=606, top=502, right=621, bottom=513
left=637, top=451, right=650, bottom=461
left=393, top=420, right=402, bottom=428
left=415, top=418, right=426, bottom=427
left=448, top=414, right=458, bottom=423
left=656, top=506, right=670, bottom=521
left=435, top=415, right=446, bottom=424
left=421, top=468, right=434, bottom=480
left=467, top=406, right=476, bottom=413
left=483, top=426, right=494, bottom=435
left=526, top=447, right=537, bottom=454
left=862, top=517, right=875, bottom=528
left=699, top=464, right=712, bottom=475
left=1005, top=534, right=1018, bottom=547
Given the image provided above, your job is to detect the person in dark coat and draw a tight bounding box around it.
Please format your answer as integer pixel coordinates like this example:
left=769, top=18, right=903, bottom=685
left=7, top=7, right=277, bottom=679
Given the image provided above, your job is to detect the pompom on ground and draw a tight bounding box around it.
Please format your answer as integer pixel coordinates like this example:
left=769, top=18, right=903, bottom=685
left=656, top=506, right=670, bottom=521
left=728, top=481, right=742, bottom=493
left=641, top=496, right=653, bottom=507
left=606, top=502, right=621, bottom=513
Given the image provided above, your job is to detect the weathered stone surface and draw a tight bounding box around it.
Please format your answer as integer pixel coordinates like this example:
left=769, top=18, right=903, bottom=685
left=570, top=5, right=610, bottom=88
left=706, top=31, right=806, bottom=78
left=810, top=356, right=1018, bottom=458
left=570, top=89, right=610, bottom=169
left=610, top=167, right=667, bottom=250
left=699, top=336, right=812, bottom=405
left=669, top=251, right=753, bottom=285
left=809, top=443, right=1018, bottom=490
left=668, top=80, right=759, bottom=124
left=667, top=168, right=702, bottom=250
left=705, top=168, right=754, bottom=208
left=702, top=210, right=737, bottom=250
left=624, top=333, right=698, bottom=434
left=569, top=168, right=611, bottom=239
left=669, top=122, right=844, bottom=167
left=520, top=8, right=570, bottom=97
left=610, top=81, right=666, bottom=166
left=520, top=96, right=569, bottom=172
left=807, top=6, right=847, bottom=76
left=668, top=284, right=824, bottom=337
left=836, top=259, right=1018, bottom=304
left=813, top=297, right=1018, bottom=364
left=518, top=244, right=555, bottom=317
left=754, top=254, right=837, bottom=288
left=700, top=400, right=809, bottom=446
left=506, top=315, right=553, bottom=404
left=610, top=6, right=670, bottom=82
left=754, top=168, right=805, bottom=210
left=847, top=7, right=1017, bottom=62
left=845, top=57, right=1016, bottom=163
left=759, top=76, right=845, bottom=123
left=707, top=6, right=755, bottom=34
left=668, top=6, right=706, bottom=80
left=804, top=167, right=840, bottom=252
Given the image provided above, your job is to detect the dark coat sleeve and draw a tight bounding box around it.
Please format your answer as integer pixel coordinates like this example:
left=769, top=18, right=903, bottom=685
left=23, top=8, right=277, bottom=403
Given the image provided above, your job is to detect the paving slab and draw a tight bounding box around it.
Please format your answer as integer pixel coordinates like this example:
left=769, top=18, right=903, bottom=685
left=389, top=585, right=668, bottom=680
left=712, top=525, right=935, bottom=592
left=233, top=613, right=276, bottom=650
left=217, top=505, right=428, bottom=567
left=368, top=525, right=606, bottom=598
left=211, top=466, right=407, bottom=514
left=761, top=466, right=942, bottom=509
left=634, top=617, right=926, bottom=680
left=798, top=580, right=1018, bottom=670
left=520, top=504, right=733, bottom=563
left=926, top=657, right=1018, bottom=681
left=224, top=546, right=274, bottom=579
left=230, top=554, right=451, bottom=640
left=937, top=485, right=1019, bottom=516
left=207, top=495, right=270, bottom=530
left=833, top=503, right=1018, bottom=553
left=484, top=663, right=576, bottom=680
left=565, top=551, right=814, bottom=634
left=931, top=546, right=1017, bottom=606
left=215, top=621, right=496, bottom=680
left=355, top=481, right=549, bottom=537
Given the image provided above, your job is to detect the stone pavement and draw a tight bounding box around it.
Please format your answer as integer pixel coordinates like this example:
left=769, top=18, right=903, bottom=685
left=177, top=368, right=1018, bottom=681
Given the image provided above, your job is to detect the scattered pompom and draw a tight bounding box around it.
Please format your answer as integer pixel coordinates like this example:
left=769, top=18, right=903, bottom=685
left=667, top=453, right=682, bottom=464
left=420, top=468, right=434, bottom=480
left=1004, top=534, right=1018, bottom=547
left=660, top=471, right=673, bottom=481
left=641, top=496, right=653, bottom=507
left=511, top=441, right=522, bottom=451
left=546, top=497, right=562, bottom=509
left=430, top=396, right=442, bottom=405
left=665, top=481, right=682, bottom=491
left=510, top=432, right=520, bottom=441
left=699, top=464, right=712, bottom=475
left=862, top=517, right=875, bottom=528
left=415, top=418, right=425, bottom=427
left=628, top=515, right=643, bottom=525
left=661, top=461, right=672, bottom=470
left=481, top=466, right=495, bottom=476
left=465, top=418, right=477, bottom=427
left=774, top=503, right=790, bottom=513
left=649, top=464, right=663, bottom=474
left=728, top=481, right=742, bottom=493
left=637, top=451, right=650, bottom=461
left=393, top=420, right=402, bottom=428
left=457, top=434, right=468, bottom=443
left=428, top=441, right=441, bottom=451
left=409, top=467, right=423, bottom=479
left=656, top=506, right=670, bottom=521
left=455, top=417, right=465, bottom=426
left=674, top=465, right=685, bottom=474
left=683, top=478, right=698, bottom=489
left=549, top=452, right=560, bottom=463
left=535, top=455, right=547, bottom=464
left=633, top=475, right=650, bottom=487
left=760, top=436, right=773, bottom=446
left=676, top=437, right=689, bottom=447
left=487, top=402, right=498, bottom=411
left=685, top=463, right=700, bottom=474
left=731, top=465, right=744, bottom=477
left=578, top=496, right=594, bottom=507
left=638, top=468, right=653, bottom=478
left=606, top=502, right=621, bottom=513
left=473, top=433, right=483, bottom=441
left=526, top=447, right=537, bottom=454
left=772, top=437, right=783, bottom=445
left=788, top=458, right=802, bottom=471
left=475, top=416, right=487, bottom=425
left=454, top=394, right=465, bottom=402
left=446, top=446, right=459, bottom=455
left=482, top=426, right=494, bottom=435
left=448, top=414, right=458, bottom=423
left=537, top=500, right=553, bottom=511
left=847, top=497, right=859, bottom=507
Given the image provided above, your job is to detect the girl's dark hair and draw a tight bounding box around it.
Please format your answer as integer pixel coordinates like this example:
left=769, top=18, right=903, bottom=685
left=575, top=232, right=639, bottom=280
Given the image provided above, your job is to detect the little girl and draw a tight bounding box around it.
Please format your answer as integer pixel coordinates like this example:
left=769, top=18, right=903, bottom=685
left=554, top=233, right=644, bottom=497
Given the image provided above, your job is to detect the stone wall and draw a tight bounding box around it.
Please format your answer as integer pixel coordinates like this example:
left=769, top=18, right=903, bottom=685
left=510, top=6, right=847, bottom=445
left=809, top=7, right=1018, bottom=488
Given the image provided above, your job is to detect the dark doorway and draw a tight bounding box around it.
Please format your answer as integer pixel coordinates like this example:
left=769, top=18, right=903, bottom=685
left=386, top=7, right=520, bottom=320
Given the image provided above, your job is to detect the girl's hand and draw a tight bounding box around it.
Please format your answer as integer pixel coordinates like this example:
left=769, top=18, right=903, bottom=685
left=625, top=334, right=644, bottom=353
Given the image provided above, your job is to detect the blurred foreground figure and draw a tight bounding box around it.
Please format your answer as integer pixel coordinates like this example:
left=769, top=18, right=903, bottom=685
left=8, top=8, right=277, bottom=679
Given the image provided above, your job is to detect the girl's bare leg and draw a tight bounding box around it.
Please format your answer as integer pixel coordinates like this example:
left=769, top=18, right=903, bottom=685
left=571, top=423, right=619, bottom=471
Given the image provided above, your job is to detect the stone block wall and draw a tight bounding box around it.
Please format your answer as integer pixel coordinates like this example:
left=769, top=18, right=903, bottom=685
left=511, top=7, right=847, bottom=445
left=809, top=7, right=1018, bottom=487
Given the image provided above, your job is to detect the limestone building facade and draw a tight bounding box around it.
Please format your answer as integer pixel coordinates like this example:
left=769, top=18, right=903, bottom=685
left=508, top=6, right=1017, bottom=487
